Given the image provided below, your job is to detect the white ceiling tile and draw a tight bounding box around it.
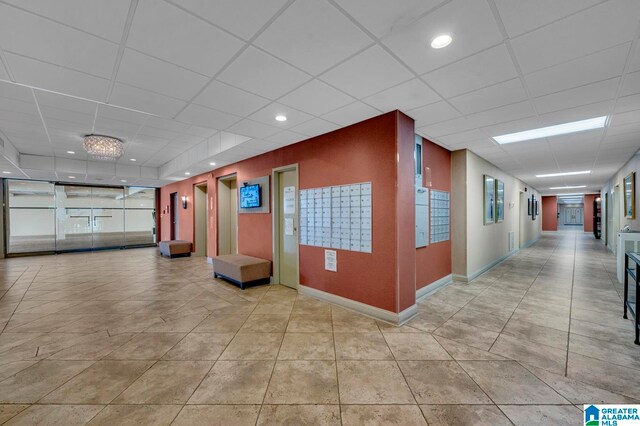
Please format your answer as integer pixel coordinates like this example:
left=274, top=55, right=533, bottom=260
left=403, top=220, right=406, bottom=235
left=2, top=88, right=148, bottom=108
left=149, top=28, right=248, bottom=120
left=0, top=62, right=9, bottom=80
left=40, top=108, right=94, bottom=128
left=4, top=0, right=131, bottom=43
left=321, top=101, right=381, bottom=126
left=116, top=49, right=209, bottom=101
left=620, top=70, right=640, bottom=97
left=109, top=83, right=186, bottom=118
left=5, top=52, right=110, bottom=101
left=422, top=44, right=518, bottom=98
left=511, top=0, right=640, bottom=74
left=255, top=0, right=372, bottom=75
left=533, top=78, right=620, bottom=115
left=611, top=109, right=640, bottom=127
left=193, top=80, right=270, bottom=117
left=266, top=130, right=306, bottom=146
left=225, top=119, right=281, bottom=139
left=320, top=45, right=413, bottom=99
left=481, top=116, right=542, bottom=139
left=524, top=43, right=629, bottom=97
left=127, top=0, right=244, bottom=76
left=0, top=4, right=118, bottom=78
left=0, top=97, right=39, bottom=116
left=0, top=81, right=34, bottom=102
left=467, top=100, right=536, bottom=129
left=615, top=93, right=640, bottom=114
left=448, top=78, right=527, bottom=115
left=363, top=78, right=440, bottom=112
left=218, top=47, right=310, bottom=99
left=494, top=0, right=601, bottom=38
left=175, top=104, right=241, bottom=130
left=34, top=90, right=96, bottom=114
left=381, top=0, right=503, bottom=75
left=437, top=130, right=488, bottom=146
left=279, top=80, right=354, bottom=117
left=537, top=100, right=614, bottom=126
left=290, top=118, right=341, bottom=137
left=334, top=0, right=446, bottom=38
left=418, top=116, right=476, bottom=138
left=97, top=104, right=149, bottom=126
left=406, top=101, right=461, bottom=127
left=248, top=103, right=313, bottom=129
left=172, top=0, right=288, bottom=40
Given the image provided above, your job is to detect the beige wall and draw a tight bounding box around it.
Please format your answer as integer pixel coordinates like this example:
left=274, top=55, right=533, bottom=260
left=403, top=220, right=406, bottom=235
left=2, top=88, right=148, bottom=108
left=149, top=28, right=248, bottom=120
left=452, top=150, right=542, bottom=280
left=601, top=151, right=640, bottom=252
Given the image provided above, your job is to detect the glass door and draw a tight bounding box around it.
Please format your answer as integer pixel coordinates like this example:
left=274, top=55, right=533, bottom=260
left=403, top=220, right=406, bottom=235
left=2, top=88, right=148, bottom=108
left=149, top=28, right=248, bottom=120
left=55, top=185, right=125, bottom=251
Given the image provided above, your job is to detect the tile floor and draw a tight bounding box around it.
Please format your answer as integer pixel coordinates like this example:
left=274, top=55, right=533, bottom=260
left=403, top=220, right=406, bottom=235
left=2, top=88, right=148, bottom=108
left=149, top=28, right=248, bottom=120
left=0, top=231, right=638, bottom=425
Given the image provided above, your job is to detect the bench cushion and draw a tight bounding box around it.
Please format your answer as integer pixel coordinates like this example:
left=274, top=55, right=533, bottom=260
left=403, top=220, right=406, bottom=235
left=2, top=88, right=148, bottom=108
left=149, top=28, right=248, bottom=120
left=212, top=254, right=271, bottom=283
left=159, top=240, right=192, bottom=257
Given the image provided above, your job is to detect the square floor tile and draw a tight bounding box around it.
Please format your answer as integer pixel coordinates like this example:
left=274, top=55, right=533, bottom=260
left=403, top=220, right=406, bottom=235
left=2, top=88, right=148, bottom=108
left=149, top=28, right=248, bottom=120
left=334, top=332, right=393, bottom=360
left=113, top=361, right=212, bottom=404
left=3, top=404, right=104, bottom=426
left=106, top=333, right=185, bottom=360
left=219, top=333, right=283, bottom=360
left=420, top=405, right=512, bottom=426
left=264, top=360, right=338, bottom=404
left=188, top=360, right=274, bottom=404
left=162, top=332, right=234, bottom=361
left=278, top=333, right=335, bottom=360
left=286, top=314, right=332, bottom=332
left=384, top=333, right=452, bottom=360
left=337, top=360, right=415, bottom=404
left=239, top=314, right=290, bottom=333
left=87, top=405, right=182, bottom=425
left=341, top=405, right=426, bottom=425
left=399, top=361, right=491, bottom=404
left=258, top=405, right=340, bottom=425
left=173, top=405, right=260, bottom=426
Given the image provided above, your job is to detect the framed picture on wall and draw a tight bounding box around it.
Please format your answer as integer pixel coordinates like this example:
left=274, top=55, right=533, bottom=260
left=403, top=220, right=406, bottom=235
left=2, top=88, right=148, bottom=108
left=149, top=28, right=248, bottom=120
left=495, top=180, right=504, bottom=222
left=528, top=198, right=532, bottom=216
left=484, top=175, right=495, bottom=225
left=531, top=195, right=537, bottom=220
left=624, top=172, right=635, bottom=219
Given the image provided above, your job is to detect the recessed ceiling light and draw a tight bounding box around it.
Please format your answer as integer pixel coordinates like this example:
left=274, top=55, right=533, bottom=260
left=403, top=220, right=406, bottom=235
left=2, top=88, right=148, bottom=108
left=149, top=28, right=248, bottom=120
left=2, top=171, right=11, bottom=174
left=549, top=185, right=587, bottom=190
left=130, top=158, right=137, bottom=162
left=68, top=176, right=76, bottom=179
left=185, top=172, right=191, bottom=175
left=557, top=193, right=585, bottom=197
left=275, top=115, right=287, bottom=122
left=120, top=179, right=127, bottom=183
left=493, top=116, right=607, bottom=144
left=431, top=34, right=452, bottom=49
left=536, top=170, right=591, bottom=178
left=209, top=162, right=216, bottom=166
left=66, top=150, right=75, bottom=154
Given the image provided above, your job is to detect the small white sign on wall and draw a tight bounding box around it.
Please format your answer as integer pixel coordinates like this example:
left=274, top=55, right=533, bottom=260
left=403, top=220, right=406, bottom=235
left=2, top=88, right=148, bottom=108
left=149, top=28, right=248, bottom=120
left=284, top=218, right=294, bottom=236
left=325, top=249, right=337, bottom=272
left=284, top=186, right=296, bottom=214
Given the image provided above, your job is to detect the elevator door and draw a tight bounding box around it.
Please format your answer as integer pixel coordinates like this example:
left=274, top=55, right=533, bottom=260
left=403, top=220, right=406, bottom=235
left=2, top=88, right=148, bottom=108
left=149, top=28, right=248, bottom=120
left=55, top=185, right=124, bottom=251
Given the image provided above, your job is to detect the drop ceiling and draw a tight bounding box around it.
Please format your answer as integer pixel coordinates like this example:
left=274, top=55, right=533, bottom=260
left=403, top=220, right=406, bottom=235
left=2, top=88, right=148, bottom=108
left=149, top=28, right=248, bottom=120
left=0, top=0, right=637, bottom=194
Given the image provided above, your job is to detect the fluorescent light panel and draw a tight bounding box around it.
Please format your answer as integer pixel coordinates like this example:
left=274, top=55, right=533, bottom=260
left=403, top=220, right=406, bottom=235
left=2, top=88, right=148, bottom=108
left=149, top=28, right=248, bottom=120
left=536, top=170, right=591, bottom=178
left=549, top=185, right=586, bottom=190
left=493, top=116, right=607, bottom=144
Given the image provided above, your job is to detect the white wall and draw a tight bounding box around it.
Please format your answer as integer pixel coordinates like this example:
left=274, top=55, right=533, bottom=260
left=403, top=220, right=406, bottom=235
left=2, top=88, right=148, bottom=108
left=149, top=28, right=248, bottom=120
left=452, top=149, right=542, bottom=280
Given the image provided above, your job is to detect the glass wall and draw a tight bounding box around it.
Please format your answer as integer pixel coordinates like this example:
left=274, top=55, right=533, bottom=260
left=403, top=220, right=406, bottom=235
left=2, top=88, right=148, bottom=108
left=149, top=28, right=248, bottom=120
left=6, top=180, right=156, bottom=254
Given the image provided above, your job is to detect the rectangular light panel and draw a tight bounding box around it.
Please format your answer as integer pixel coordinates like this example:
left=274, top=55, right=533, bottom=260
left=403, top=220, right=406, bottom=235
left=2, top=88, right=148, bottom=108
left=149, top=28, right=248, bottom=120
left=493, top=116, right=607, bottom=144
left=549, top=185, right=587, bottom=190
left=536, top=170, right=591, bottom=178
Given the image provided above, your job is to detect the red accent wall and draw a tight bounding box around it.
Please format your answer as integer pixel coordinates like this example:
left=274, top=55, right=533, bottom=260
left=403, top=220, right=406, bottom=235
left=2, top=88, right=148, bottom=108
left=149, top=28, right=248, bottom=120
left=416, top=139, right=452, bottom=290
left=159, top=111, right=415, bottom=313
left=541, top=196, right=558, bottom=231
left=584, top=194, right=596, bottom=232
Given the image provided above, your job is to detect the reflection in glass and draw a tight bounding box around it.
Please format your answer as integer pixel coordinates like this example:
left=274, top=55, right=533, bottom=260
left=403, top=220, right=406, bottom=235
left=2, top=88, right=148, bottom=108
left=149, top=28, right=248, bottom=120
left=124, top=187, right=156, bottom=245
left=7, top=180, right=56, bottom=253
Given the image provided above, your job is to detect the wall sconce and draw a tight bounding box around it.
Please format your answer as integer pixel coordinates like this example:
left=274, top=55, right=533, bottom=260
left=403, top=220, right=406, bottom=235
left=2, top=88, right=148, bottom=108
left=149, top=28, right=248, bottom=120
left=181, top=195, right=188, bottom=209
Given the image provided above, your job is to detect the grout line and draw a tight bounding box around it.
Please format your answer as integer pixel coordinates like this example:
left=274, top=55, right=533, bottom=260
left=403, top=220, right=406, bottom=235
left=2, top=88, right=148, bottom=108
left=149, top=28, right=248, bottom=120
left=564, top=231, right=578, bottom=377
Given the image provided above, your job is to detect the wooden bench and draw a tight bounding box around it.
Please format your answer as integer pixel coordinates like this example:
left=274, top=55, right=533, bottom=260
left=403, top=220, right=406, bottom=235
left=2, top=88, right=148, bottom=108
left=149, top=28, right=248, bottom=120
left=159, top=240, right=192, bottom=258
left=212, top=254, right=271, bottom=289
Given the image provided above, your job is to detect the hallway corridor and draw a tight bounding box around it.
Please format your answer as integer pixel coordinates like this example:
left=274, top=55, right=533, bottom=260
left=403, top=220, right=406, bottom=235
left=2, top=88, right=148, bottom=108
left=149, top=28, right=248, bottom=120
left=0, top=231, right=637, bottom=425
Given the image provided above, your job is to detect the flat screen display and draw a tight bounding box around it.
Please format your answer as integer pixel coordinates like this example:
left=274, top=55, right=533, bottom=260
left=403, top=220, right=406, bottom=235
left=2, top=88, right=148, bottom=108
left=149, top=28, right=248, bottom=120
left=240, top=184, right=261, bottom=208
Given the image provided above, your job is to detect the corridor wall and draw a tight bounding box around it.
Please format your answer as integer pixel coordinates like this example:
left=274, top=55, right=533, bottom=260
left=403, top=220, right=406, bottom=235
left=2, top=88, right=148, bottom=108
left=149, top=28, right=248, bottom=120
left=542, top=196, right=558, bottom=231
left=451, top=149, right=542, bottom=281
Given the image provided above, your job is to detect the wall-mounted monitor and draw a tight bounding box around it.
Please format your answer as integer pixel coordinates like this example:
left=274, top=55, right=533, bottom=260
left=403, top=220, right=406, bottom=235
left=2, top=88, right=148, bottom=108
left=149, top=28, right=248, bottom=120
left=240, top=184, right=261, bottom=208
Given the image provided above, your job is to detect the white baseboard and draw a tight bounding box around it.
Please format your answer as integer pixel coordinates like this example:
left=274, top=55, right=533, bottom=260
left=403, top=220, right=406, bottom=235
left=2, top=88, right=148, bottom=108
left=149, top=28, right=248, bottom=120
left=298, top=284, right=418, bottom=325
left=416, top=274, right=453, bottom=303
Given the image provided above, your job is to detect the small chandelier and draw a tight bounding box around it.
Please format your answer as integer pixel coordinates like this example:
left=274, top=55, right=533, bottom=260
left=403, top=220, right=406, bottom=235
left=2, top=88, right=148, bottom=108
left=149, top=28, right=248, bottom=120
left=83, top=135, right=124, bottom=160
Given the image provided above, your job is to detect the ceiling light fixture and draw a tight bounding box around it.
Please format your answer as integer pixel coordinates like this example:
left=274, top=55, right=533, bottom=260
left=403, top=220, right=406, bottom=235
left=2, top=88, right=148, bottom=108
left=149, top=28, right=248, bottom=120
left=68, top=176, right=76, bottom=179
left=275, top=115, right=287, bottom=122
left=121, top=180, right=127, bottom=183
left=431, top=34, right=452, bottom=49
left=493, top=116, right=607, bottom=144
left=185, top=172, right=191, bottom=176
left=549, top=185, right=587, bottom=190
left=557, top=193, right=585, bottom=197
left=130, top=158, right=137, bottom=162
left=83, top=135, right=124, bottom=160
left=67, top=150, right=75, bottom=154
left=536, top=170, right=591, bottom=178
left=2, top=171, right=11, bottom=174
left=209, top=162, right=216, bottom=166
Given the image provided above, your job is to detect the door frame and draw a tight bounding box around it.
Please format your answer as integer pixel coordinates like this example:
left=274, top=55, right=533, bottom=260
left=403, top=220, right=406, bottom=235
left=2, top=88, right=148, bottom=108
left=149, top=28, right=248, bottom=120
left=193, top=181, right=208, bottom=256
left=170, top=192, right=178, bottom=240
left=272, top=164, right=299, bottom=288
left=216, top=173, right=238, bottom=256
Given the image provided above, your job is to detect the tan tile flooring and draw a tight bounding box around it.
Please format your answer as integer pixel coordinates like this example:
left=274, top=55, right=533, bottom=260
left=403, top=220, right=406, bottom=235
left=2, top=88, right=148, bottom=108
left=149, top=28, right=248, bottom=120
left=0, top=231, right=638, bottom=424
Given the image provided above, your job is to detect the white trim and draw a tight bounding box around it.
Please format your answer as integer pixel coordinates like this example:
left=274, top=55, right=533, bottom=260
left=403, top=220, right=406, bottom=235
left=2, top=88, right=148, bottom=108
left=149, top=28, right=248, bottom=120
left=416, top=274, right=452, bottom=303
left=298, top=284, right=418, bottom=325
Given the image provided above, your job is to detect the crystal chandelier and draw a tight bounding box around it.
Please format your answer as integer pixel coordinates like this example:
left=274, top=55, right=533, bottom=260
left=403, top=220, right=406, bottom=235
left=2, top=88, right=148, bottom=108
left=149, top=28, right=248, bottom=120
left=83, top=135, right=124, bottom=160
